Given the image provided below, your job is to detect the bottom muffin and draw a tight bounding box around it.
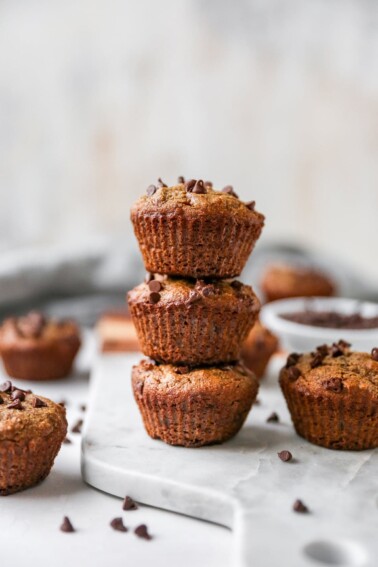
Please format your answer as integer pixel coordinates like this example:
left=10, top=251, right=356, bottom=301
left=241, top=321, right=278, bottom=378
left=132, top=360, right=259, bottom=447
left=279, top=342, right=378, bottom=450
left=0, top=380, right=67, bottom=494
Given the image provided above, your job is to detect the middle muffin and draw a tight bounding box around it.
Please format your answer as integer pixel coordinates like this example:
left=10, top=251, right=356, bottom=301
left=128, top=277, right=260, bottom=366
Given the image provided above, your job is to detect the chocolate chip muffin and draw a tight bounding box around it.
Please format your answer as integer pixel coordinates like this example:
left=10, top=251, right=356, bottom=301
left=260, top=264, right=335, bottom=302
left=0, top=312, right=81, bottom=380
left=280, top=342, right=378, bottom=450
left=0, top=380, right=67, bottom=494
left=131, top=180, right=265, bottom=278
left=132, top=359, right=259, bottom=447
left=128, top=277, right=260, bottom=365
left=241, top=320, right=279, bottom=378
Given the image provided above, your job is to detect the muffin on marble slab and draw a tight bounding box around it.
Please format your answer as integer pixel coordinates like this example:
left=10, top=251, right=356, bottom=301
left=0, top=380, right=67, bottom=494
left=128, top=276, right=260, bottom=366
left=131, top=179, right=265, bottom=278
left=241, top=320, right=279, bottom=378
left=260, top=264, right=335, bottom=303
left=132, top=359, right=259, bottom=447
left=280, top=341, right=378, bottom=450
left=0, top=312, right=81, bottom=380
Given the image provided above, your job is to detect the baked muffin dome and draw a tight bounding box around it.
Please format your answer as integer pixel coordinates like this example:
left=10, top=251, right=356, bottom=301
left=132, top=359, right=259, bottom=447
left=131, top=181, right=264, bottom=278
left=0, top=312, right=81, bottom=380
left=280, top=342, right=378, bottom=450
left=241, top=320, right=279, bottom=378
left=0, top=381, right=67, bottom=494
left=128, top=277, right=260, bottom=365
left=260, top=264, right=335, bottom=303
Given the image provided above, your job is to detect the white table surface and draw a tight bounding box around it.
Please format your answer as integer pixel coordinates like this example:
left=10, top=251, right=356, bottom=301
left=0, top=333, right=231, bottom=567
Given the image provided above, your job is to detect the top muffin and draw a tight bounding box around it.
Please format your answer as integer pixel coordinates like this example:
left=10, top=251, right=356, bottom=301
left=260, top=264, right=335, bottom=302
left=131, top=179, right=265, bottom=278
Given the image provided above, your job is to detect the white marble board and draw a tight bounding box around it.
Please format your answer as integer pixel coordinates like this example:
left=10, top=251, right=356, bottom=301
left=82, top=353, right=377, bottom=567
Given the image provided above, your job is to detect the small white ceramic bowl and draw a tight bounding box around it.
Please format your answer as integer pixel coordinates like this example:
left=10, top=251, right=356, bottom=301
left=260, top=297, right=378, bottom=354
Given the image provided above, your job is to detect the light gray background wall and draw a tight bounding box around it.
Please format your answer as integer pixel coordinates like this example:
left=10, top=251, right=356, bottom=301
left=1, top=0, right=377, bottom=280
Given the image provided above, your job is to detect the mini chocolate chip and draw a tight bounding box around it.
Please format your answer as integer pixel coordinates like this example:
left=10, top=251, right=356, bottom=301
left=7, top=399, right=23, bottom=410
left=316, top=344, right=329, bottom=357
left=33, top=397, right=47, bottom=408
left=245, top=200, right=256, bottom=210
left=185, top=179, right=196, bottom=192
left=134, top=524, right=152, bottom=540
left=222, top=185, right=239, bottom=198
left=123, top=496, right=138, bottom=511
left=177, top=176, right=185, bottom=184
left=266, top=412, right=279, bottom=423
left=201, top=285, right=216, bottom=297
left=71, top=419, right=83, bottom=434
left=60, top=516, right=75, bottom=532
left=187, top=290, right=201, bottom=305
left=278, top=450, right=293, bottom=462
left=148, top=280, right=162, bottom=293
left=146, top=184, right=157, bottom=196
left=371, top=348, right=378, bottom=361
left=254, top=398, right=261, bottom=406
left=58, top=400, right=67, bottom=407
left=331, top=340, right=350, bottom=357
left=293, top=499, right=309, bottom=513
left=11, top=389, right=25, bottom=402
left=231, top=280, right=243, bottom=291
left=287, top=366, right=301, bottom=381
left=174, top=366, right=190, bottom=375
left=286, top=353, right=300, bottom=368
left=80, top=404, right=86, bottom=412
left=310, top=353, right=325, bottom=368
left=204, top=180, right=213, bottom=187
left=157, top=177, right=167, bottom=187
left=192, top=179, right=206, bottom=194
left=0, top=380, right=12, bottom=393
left=145, top=272, right=154, bottom=283
left=63, top=437, right=72, bottom=444
left=110, top=517, right=128, bottom=532
left=149, top=292, right=161, bottom=304
left=322, top=378, right=343, bottom=393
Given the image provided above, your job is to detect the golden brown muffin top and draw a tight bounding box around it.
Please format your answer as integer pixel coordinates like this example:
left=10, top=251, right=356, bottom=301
left=131, top=180, right=265, bottom=225
left=261, top=264, right=335, bottom=299
left=0, top=312, right=81, bottom=348
left=133, top=359, right=258, bottom=397
left=128, top=276, right=260, bottom=313
left=0, top=380, right=67, bottom=442
left=280, top=342, right=378, bottom=399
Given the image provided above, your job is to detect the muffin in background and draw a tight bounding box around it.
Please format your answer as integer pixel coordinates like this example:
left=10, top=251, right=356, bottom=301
left=241, top=320, right=279, bottom=378
left=0, top=382, right=67, bottom=494
left=0, top=312, right=81, bottom=380
left=280, top=342, right=378, bottom=450
left=131, top=180, right=265, bottom=278
left=260, top=264, right=335, bottom=303
left=132, top=359, right=259, bottom=447
left=128, top=277, right=260, bottom=366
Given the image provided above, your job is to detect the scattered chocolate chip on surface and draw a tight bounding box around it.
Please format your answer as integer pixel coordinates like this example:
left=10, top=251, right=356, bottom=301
left=60, top=516, right=75, bottom=532
left=371, top=348, right=378, bottom=362
left=222, top=185, right=239, bottom=198
left=110, top=517, right=128, bottom=532
left=149, top=292, right=161, bottom=304
left=148, top=280, right=162, bottom=293
left=71, top=419, right=83, bottom=434
left=134, top=524, right=152, bottom=540
left=293, top=499, right=309, bottom=513
left=33, top=397, right=47, bottom=408
left=7, top=399, right=23, bottom=410
left=0, top=380, right=12, bottom=393
left=63, top=437, right=72, bottom=444
left=11, top=389, right=25, bottom=401
left=123, top=496, right=138, bottom=511
left=266, top=412, right=279, bottom=423
left=146, top=184, right=157, bottom=196
left=322, top=378, right=343, bottom=393
left=80, top=404, right=87, bottom=412
left=245, top=200, right=256, bottom=210
left=278, top=450, right=293, bottom=462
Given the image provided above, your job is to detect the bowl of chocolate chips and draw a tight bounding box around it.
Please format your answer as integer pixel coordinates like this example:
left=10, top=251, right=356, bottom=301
left=260, top=297, right=378, bottom=353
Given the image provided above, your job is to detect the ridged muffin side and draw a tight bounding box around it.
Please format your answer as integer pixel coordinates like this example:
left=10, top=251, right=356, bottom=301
left=132, top=360, right=259, bottom=447
left=128, top=277, right=260, bottom=365
left=131, top=183, right=264, bottom=278
left=0, top=383, right=67, bottom=494
left=279, top=344, right=378, bottom=450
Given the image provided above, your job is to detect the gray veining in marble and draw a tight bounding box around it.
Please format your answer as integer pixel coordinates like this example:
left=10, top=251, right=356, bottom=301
left=82, top=353, right=377, bottom=567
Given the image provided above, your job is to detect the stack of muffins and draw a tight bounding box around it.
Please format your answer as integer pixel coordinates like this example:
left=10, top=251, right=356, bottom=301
left=128, top=178, right=265, bottom=447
